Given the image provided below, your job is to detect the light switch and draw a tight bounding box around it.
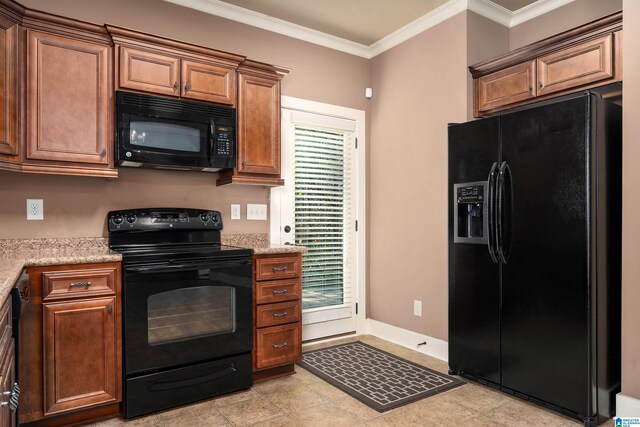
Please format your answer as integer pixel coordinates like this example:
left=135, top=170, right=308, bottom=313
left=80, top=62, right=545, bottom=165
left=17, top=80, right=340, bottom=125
left=247, top=204, right=267, bottom=220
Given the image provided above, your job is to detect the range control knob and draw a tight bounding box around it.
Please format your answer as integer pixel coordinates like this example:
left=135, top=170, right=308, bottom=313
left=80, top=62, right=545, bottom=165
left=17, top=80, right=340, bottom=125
left=111, top=215, right=124, bottom=225
left=200, top=212, right=209, bottom=222
left=126, top=214, right=137, bottom=224
left=211, top=212, right=220, bottom=224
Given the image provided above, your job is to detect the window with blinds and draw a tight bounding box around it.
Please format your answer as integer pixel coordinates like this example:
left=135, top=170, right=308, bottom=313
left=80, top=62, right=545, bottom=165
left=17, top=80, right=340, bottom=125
left=293, top=125, right=354, bottom=311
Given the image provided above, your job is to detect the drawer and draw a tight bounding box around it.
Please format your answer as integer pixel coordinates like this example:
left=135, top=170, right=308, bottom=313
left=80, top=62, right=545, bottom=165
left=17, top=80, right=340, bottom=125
left=256, top=301, right=301, bottom=328
left=255, top=278, right=301, bottom=305
left=255, top=255, right=301, bottom=281
left=43, top=267, right=117, bottom=300
left=255, top=323, right=301, bottom=370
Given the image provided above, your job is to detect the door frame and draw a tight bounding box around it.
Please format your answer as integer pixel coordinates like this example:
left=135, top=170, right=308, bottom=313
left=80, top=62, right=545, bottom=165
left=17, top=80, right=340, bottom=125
left=271, top=95, right=367, bottom=339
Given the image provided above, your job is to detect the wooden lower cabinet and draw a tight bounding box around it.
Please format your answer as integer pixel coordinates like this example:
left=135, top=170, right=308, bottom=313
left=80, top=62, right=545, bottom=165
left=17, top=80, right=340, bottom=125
left=20, top=263, right=121, bottom=426
left=42, top=298, right=118, bottom=416
left=253, top=253, right=302, bottom=380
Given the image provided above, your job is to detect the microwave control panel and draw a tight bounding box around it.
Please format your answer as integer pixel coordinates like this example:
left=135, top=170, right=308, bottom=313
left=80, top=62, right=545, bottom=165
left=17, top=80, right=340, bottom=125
left=214, top=126, right=233, bottom=157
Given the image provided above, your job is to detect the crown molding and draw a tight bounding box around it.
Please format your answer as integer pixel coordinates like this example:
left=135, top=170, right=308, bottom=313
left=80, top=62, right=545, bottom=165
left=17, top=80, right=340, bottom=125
left=161, top=0, right=371, bottom=57
left=510, top=0, right=575, bottom=27
left=161, top=0, right=576, bottom=59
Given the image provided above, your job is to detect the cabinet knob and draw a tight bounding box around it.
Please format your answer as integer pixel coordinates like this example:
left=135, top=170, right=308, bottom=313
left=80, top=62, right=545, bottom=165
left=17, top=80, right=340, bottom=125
left=272, top=266, right=288, bottom=272
left=537, top=81, right=543, bottom=89
left=100, top=148, right=106, bottom=158
left=185, top=82, right=191, bottom=92
left=107, top=305, right=113, bottom=315
left=173, top=81, right=179, bottom=91
left=272, top=311, right=288, bottom=318
left=272, top=342, right=288, bottom=349
left=527, top=85, right=532, bottom=92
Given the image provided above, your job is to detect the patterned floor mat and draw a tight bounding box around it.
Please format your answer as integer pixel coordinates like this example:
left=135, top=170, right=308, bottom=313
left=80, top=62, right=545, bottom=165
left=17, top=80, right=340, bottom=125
left=298, top=341, right=464, bottom=412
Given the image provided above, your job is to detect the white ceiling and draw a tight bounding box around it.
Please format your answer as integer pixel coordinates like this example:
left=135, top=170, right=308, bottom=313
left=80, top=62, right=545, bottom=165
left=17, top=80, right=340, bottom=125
left=161, top=0, right=575, bottom=58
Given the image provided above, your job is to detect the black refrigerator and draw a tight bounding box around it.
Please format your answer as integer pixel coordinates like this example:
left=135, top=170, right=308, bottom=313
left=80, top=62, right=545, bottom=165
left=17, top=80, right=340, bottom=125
left=448, top=91, right=621, bottom=427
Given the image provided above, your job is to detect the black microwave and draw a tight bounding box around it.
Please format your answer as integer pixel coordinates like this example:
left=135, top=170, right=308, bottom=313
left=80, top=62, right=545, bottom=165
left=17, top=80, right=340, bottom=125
left=115, top=91, right=236, bottom=172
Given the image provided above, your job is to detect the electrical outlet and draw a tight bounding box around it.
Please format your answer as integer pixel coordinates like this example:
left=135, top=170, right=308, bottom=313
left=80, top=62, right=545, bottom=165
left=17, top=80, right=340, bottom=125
left=413, top=300, right=422, bottom=317
left=26, top=199, right=44, bottom=220
left=247, top=204, right=267, bottom=220
left=231, top=204, right=241, bottom=220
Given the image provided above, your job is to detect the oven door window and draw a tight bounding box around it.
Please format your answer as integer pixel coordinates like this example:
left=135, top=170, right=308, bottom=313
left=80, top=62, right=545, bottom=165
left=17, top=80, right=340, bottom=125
left=148, top=286, right=235, bottom=346
left=130, top=120, right=201, bottom=152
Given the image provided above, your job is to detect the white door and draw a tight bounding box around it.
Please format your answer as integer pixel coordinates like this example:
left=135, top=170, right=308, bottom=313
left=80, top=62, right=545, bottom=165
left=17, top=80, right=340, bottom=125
left=271, top=97, right=366, bottom=341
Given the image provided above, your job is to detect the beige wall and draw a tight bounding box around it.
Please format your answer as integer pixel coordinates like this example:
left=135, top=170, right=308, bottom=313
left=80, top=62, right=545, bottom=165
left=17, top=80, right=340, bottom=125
left=0, top=169, right=269, bottom=238
left=509, top=0, right=622, bottom=50
left=622, top=0, right=640, bottom=402
left=466, top=12, right=510, bottom=119
left=2, top=0, right=370, bottom=239
left=368, top=12, right=468, bottom=340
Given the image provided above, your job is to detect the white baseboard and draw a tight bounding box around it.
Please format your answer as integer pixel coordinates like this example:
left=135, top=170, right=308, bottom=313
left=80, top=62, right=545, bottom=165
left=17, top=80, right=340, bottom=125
left=365, top=318, right=448, bottom=362
left=617, top=393, right=640, bottom=417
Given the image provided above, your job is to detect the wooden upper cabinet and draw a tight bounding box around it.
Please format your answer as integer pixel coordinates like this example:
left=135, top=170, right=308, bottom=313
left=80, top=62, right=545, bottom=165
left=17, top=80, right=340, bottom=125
left=181, top=59, right=236, bottom=105
left=470, top=11, right=622, bottom=117
left=537, top=34, right=613, bottom=96
left=108, top=25, right=244, bottom=106
left=217, top=60, right=289, bottom=186
left=27, top=30, right=111, bottom=165
left=119, top=46, right=180, bottom=96
left=0, top=17, right=18, bottom=158
left=238, top=71, right=280, bottom=175
left=477, top=60, right=536, bottom=113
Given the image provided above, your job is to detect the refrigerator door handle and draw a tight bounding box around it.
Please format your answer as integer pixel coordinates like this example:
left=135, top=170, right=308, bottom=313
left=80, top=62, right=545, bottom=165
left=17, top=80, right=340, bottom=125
left=487, top=162, right=499, bottom=264
left=497, top=161, right=513, bottom=263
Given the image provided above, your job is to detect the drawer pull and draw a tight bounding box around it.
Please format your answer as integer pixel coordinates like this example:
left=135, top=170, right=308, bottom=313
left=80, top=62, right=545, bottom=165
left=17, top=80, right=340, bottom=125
left=272, top=342, right=288, bottom=349
left=272, top=289, right=289, bottom=295
left=69, top=281, right=92, bottom=288
left=272, top=312, right=288, bottom=318
left=272, top=266, right=288, bottom=272
left=0, top=383, right=20, bottom=413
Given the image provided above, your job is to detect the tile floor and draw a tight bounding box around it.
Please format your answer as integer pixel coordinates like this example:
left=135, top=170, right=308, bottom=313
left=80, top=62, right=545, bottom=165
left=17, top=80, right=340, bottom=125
left=93, top=335, right=615, bottom=427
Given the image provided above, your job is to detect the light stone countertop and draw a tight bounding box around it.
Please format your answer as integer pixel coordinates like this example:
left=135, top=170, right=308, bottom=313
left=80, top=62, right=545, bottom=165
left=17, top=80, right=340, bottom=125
left=0, top=235, right=305, bottom=303
left=0, top=238, right=122, bottom=306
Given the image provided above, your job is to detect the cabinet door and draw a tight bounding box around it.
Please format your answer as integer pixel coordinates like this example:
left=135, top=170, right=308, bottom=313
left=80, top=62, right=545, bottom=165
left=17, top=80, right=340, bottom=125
left=0, top=18, right=18, bottom=157
left=477, top=60, right=536, bottom=114
left=237, top=72, right=281, bottom=175
left=181, top=59, right=235, bottom=105
left=537, top=34, right=613, bottom=96
left=27, top=30, right=111, bottom=165
left=119, top=46, right=180, bottom=96
left=43, top=298, right=119, bottom=416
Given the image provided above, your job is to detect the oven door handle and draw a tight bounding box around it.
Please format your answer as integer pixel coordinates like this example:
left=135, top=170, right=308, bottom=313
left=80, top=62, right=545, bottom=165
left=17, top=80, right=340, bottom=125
left=126, top=259, right=250, bottom=273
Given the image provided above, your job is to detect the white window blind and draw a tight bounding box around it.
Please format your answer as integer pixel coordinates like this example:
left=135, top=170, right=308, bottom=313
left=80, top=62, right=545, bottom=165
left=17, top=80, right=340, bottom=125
left=291, top=122, right=355, bottom=311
